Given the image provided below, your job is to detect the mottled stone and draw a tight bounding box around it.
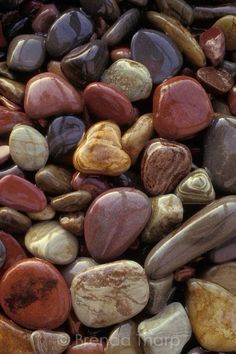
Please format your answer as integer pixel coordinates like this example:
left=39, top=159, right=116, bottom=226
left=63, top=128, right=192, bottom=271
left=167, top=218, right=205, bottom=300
left=106, top=321, right=143, bottom=354
left=7, top=35, right=46, bottom=72
left=153, top=76, right=214, bottom=140
left=61, top=40, right=109, bottom=89
left=0, top=109, right=31, bottom=135
left=146, top=275, right=173, bottom=315
left=102, top=59, right=152, bottom=102
left=51, top=191, right=92, bottom=212
left=62, top=257, right=97, bottom=287
left=25, top=221, right=79, bottom=265
left=204, top=262, right=236, bottom=296
left=32, top=4, right=60, bottom=34
left=187, top=279, right=236, bottom=352
left=175, top=169, right=215, bottom=205
left=156, top=0, right=193, bottom=25
left=121, top=113, right=153, bottom=165
left=9, top=125, right=49, bottom=171
left=0, top=240, right=6, bottom=268
left=0, top=77, right=25, bottom=105
left=24, top=73, right=83, bottom=120
left=102, top=9, right=140, bottom=47
left=0, top=175, right=47, bottom=212
left=146, top=11, right=206, bottom=67
left=197, top=67, right=233, bottom=95
left=210, top=234, right=236, bottom=264
left=213, top=15, right=236, bottom=51
left=73, top=121, right=131, bottom=176
left=71, top=260, right=149, bottom=328
left=84, top=82, right=136, bottom=125
left=27, top=205, right=56, bottom=221
left=84, top=188, right=151, bottom=261
left=35, top=165, right=72, bottom=196
left=138, top=302, right=192, bottom=354
left=141, top=139, right=192, bottom=196
left=59, top=212, right=84, bottom=237
left=199, top=27, right=225, bottom=66
left=31, top=330, right=70, bottom=354
left=142, top=194, right=183, bottom=243
left=0, top=258, right=71, bottom=330
left=131, top=29, right=183, bottom=84
left=145, top=196, right=236, bottom=279
left=204, top=116, right=236, bottom=193
left=0, top=207, right=31, bottom=234
left=46, top=10, right=93, bottom=58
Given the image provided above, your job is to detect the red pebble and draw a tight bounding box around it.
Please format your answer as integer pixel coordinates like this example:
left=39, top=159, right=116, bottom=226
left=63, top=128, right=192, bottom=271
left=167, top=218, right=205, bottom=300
left=199, top=27, right=225, bottom=66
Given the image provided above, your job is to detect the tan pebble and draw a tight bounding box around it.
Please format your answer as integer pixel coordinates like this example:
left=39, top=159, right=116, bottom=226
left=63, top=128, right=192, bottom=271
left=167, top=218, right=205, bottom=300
left=27, top=205, right=56, bottom=221
left=59, top=212, right=84, bottom=236
left=0, top=207, right=32, bottom=234
left=51, top=191, right=92, bottom=212
left=203, top=262, right=236, bottom=296
left=31, top=330, right=70, bottom=354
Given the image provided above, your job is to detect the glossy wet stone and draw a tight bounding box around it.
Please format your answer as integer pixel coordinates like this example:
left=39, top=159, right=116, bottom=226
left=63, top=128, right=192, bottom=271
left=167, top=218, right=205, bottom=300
left=62, top=257, right=97, bottom=287
left=73, top=121, right=131, bottom=176
left=146, top=274, right=173, bottom=315
left=102, top=9, right=140, bottom=47
left=194, top=5, right=236, bottom=21
left=146, top=11, right=206, bottom=68
left=0, top=77, right=25, bottom=105
left=84, top=82, right=136, bottom=125
left=157, top=0, right=193, bottom=25
left=27, top=205, right=56, bottom=221
left=106, top=321, right=142, bottom=354
left=204, top=116, right=236, bottom=193
left=0, top=62, right=16, bottom=80
left=111, top=47, right=131, bottom=62
left=32, top=4, right=60, bottom=34
left=199, top=27, right=225, bottom=66
left=138, top=302, right=192, bottom=354
left=0, top=175, right=47, bottom=212
left=0, top=258, right=71, bottom=330
left=35, top=165, right=73, bottom=196
left=46, top=10, right=94, bottom=58
left=81, top=0, right=120, bottom=23
left=145, top=196, right=236, bottom=280
left=71, top=173, right=110, bottom=198
left=84, top=187, right=151, bottom=262
left=61, top=40, right=109, bottom=89
left=0, top=96, right=21, bottom=111
left=0, top=240, right=6, bottom=268
left=175, top=168, right=215, bottom=205
left=59, top=212, right=84, bottom=237
left=210, top=234, right=236, bottom=264
left=0, top=207, right=31, bottom=234
left=9, top=124, right=49, bottom=171
left=7, top=34, right=46, bottom=72
left=67, top=343, right=104, bottom=354
left=102, top=59, right=152, bottom=102
left=213, top=15, right=236, bottom=51
left=71, top=260, right=149, bottom=328
left=30, top=330, right=70, bottom=354
left=221, top=60, right=236, bottom=78
left=0, top=109, right=31, bottom=135
left=24, top=73, right=83, bottom=120
left=0, top=314, right=33, bottom=354
left=197, top=67, right=233, bottom=95
left=47, top=60, right=67, bottom=80
left=47, top=116, right=85, bottom=162
left=142, top=194, right=183, bottom=243
left=51, top=191, right=92, bottom=212
left=204, top=262, right=236, bottom=296
left=0, top=231, right=26, bottom=278
left=25, top=221, right=79, bottom=265
left=187, top=279, right=236, bottom=352
left=0, top=145, right=10, bottom=165
left=131, top=29, right=183, bottom=84
left=122, top=113, right=153, bottom=164
left=153, top=76, right=214, bottom=140
left=141, top=139, right=192, bottom=196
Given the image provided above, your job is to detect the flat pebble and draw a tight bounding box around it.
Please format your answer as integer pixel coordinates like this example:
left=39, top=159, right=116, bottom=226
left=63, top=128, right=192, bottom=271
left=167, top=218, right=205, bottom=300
left=51, top=191, right=92, bottom=212
left=197, top=67, right=233, bottom=95
left=0, top=207, right=32, bottom=234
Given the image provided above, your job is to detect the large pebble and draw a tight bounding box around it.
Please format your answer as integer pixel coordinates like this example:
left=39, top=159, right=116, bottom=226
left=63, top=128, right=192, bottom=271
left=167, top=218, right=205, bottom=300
left=102, top=59, right=152, bottom=102
left=84, top=187, right=151, bottom=261
left=204, top=262, right=236, bottom=296
left=213, top=15, right=236, bottom=50
left=24, top=73, right=83, bottom=120
left=9, top=125, right=49, bottom=171
left=0, top=258, right=71, bottom=330
left=131, top=29, right=183, bottom=84
left=25, top=221, right=79, bottom=265
left=187, top=279, right=236, bottom=352
left=71, top=260, right=149, bottom=328
left=141, top=138, right=192, bottom=196
left=153, top=76, right=214, bottom=140
left=32, top=4, right=59, bottom=34
left=138, top=302, right=192, bottom=354
left=145, top=196, right=236, bottom=279
left=0, top=207, right=31, bottom=234
left=0, top=175, right=47, bottom=212
left=73, top=121, right=131, bottom=176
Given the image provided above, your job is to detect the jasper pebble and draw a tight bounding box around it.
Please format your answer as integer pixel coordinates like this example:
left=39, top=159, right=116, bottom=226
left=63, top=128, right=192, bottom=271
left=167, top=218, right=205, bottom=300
left=59, top=212, right=84, bottom=237
left=71, top=260, right=149, bottom=328
left=142, top=194, right=184, bottom=243
left=51, top=191, right=92, bottom=212
left=141, top=138, right=192, bottom=196
left=31, top=330, right=70, bottom=354
left=102, top=59, right=152, bottom=102
left=121, top=113, right=154, bottom=165
left=197, top=67, right=234, bottom=95
left=146, top=274, right=174, bottom=315
left=9, top=125, right=49, bottom=171
left=0, top=109, right=31, bottom=135
left=0, top=207, right=32, bottom=234
left=84, top=188, right=151, bottom=262
left=27, top=205, right=56, bottom=221
left=138, top=302, right=192, bottom=354
left=0, top=258, right=71, bottom=330
left=25, top=221, right=79, bottom=265
left=62, top=257, right=97, bottom=287
left=35, top=165, right=72, bottom=196
left=204, top=262, right=236, bottom=297
left=0, top=240, right=6, bottom=268
left=175, top=168, right=215, bottom=205
left=199, top=27, right=225, bottom=66
left=213, top=15, right=236, bottom=51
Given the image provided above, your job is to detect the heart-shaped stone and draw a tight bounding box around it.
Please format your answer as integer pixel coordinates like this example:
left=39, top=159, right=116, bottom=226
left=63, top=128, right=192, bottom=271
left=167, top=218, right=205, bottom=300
left=73, top=121, right=131, bottom=176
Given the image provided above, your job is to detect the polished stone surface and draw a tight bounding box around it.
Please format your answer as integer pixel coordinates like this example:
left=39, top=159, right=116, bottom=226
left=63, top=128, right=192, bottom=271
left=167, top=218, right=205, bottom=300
left=157, top=0, right=193, bottom=25
left=213, top=15, right=236, bottom=51
left=197, top=67, right=233, bottom=95
left=210, top=234, right=236, bottom=264
left=51, top=191, right=92, bottom=212
left=228, top=85, right=236, bottom=116
left=27, top=205, right=56, bottom=221
left=81, top=0, right=120, bottom=23
left=199, top=27, right=225, bottom=66
left=71, top=172, right=110, bottom=198
left=204, top=262, right=236, bottom=296
left=146, top=274, right=173, bottom=315
left=32, top=4, right=60, bottom=34
left=0, top=109, right=31, bottom=135
left=59, top=212, right=84, bottom=237
left=0, top=77, right=25, bottom=105
left=30, top=330, right=70, bottom=354
left=62, top=257, right=97, bottom=287
left=0, top=207, right=31, bottom=234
